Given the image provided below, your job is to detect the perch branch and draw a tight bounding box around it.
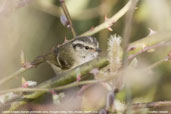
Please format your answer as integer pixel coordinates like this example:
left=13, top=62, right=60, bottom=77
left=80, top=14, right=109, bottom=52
left=4, top=57, right=108, bottom=112
left=0, top=73, right=117, bottom=95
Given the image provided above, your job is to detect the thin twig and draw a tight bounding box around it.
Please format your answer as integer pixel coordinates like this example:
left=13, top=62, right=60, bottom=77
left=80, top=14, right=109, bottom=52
left=129, top=101, right=171, bottom=109
left=0, top=66, right=33, bottom=86
left=80, top=0, right=132, bottom=37
left=60, top=0, right=77, bottom=38
left=128, top=30, right=171, bottom=56
left=128, top=41, right=171, bottom=60
left=0, top=55, right=46, bottom=86
left=0, top=74, right=117, bottom=95
left=144, top=55, right=170, bottom=71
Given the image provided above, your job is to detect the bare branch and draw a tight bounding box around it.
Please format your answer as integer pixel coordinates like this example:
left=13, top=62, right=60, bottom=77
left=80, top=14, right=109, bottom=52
left=0, top=66, right=33, bottom=86
left=144, top=51, right=171, bottom=71
left=80, top=0, right=132, bottom=37
left=128, top=31, right=171, bottom=57
left=60, top=0, right=77, bottom=38
left=129, top=101, right=171, bottom=109
left=128, top=41, right=171, bottom=60
left=0, top=73, right=117, bottom=95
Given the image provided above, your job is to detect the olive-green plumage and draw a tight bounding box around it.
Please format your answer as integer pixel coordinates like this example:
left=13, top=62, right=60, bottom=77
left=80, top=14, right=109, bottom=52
left=32, top=36, right=101, bottom=73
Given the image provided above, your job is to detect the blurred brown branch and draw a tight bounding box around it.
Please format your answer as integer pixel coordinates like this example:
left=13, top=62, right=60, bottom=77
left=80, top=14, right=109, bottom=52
left=129, top=101, right=171, bottom=109
left=144, top=51, right=171, bottom=71
left=60, top=0, right=77, bottom=38
left=33, top=0, right=113, bottom=20
left=122, top=0, right=138, bottom=67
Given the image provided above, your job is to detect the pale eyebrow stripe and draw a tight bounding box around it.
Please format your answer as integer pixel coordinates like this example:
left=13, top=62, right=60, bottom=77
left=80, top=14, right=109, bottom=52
left=73, top=43, right=95, bottom=49
left=73, top=38, right=97, bottom=49
left=72, top=41, right=85, bottom=45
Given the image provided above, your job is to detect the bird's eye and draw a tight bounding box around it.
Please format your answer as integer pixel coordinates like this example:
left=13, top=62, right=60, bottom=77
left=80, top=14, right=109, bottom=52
left=73, top=44, right=83, bottom=49
left=85, top=46, right=89, bottom=50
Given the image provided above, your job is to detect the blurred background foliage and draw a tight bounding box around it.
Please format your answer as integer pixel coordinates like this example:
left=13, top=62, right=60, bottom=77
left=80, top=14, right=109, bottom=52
left=0, top=0, right=171, bottom=111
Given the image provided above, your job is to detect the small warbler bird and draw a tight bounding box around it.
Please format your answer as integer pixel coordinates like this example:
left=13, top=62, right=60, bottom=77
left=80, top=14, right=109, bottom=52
left=32, top=36, right=101, bottom=74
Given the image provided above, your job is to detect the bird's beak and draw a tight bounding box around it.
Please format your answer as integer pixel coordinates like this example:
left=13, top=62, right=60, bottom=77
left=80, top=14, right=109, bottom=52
left=96, top=48, right=102, bottom=53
